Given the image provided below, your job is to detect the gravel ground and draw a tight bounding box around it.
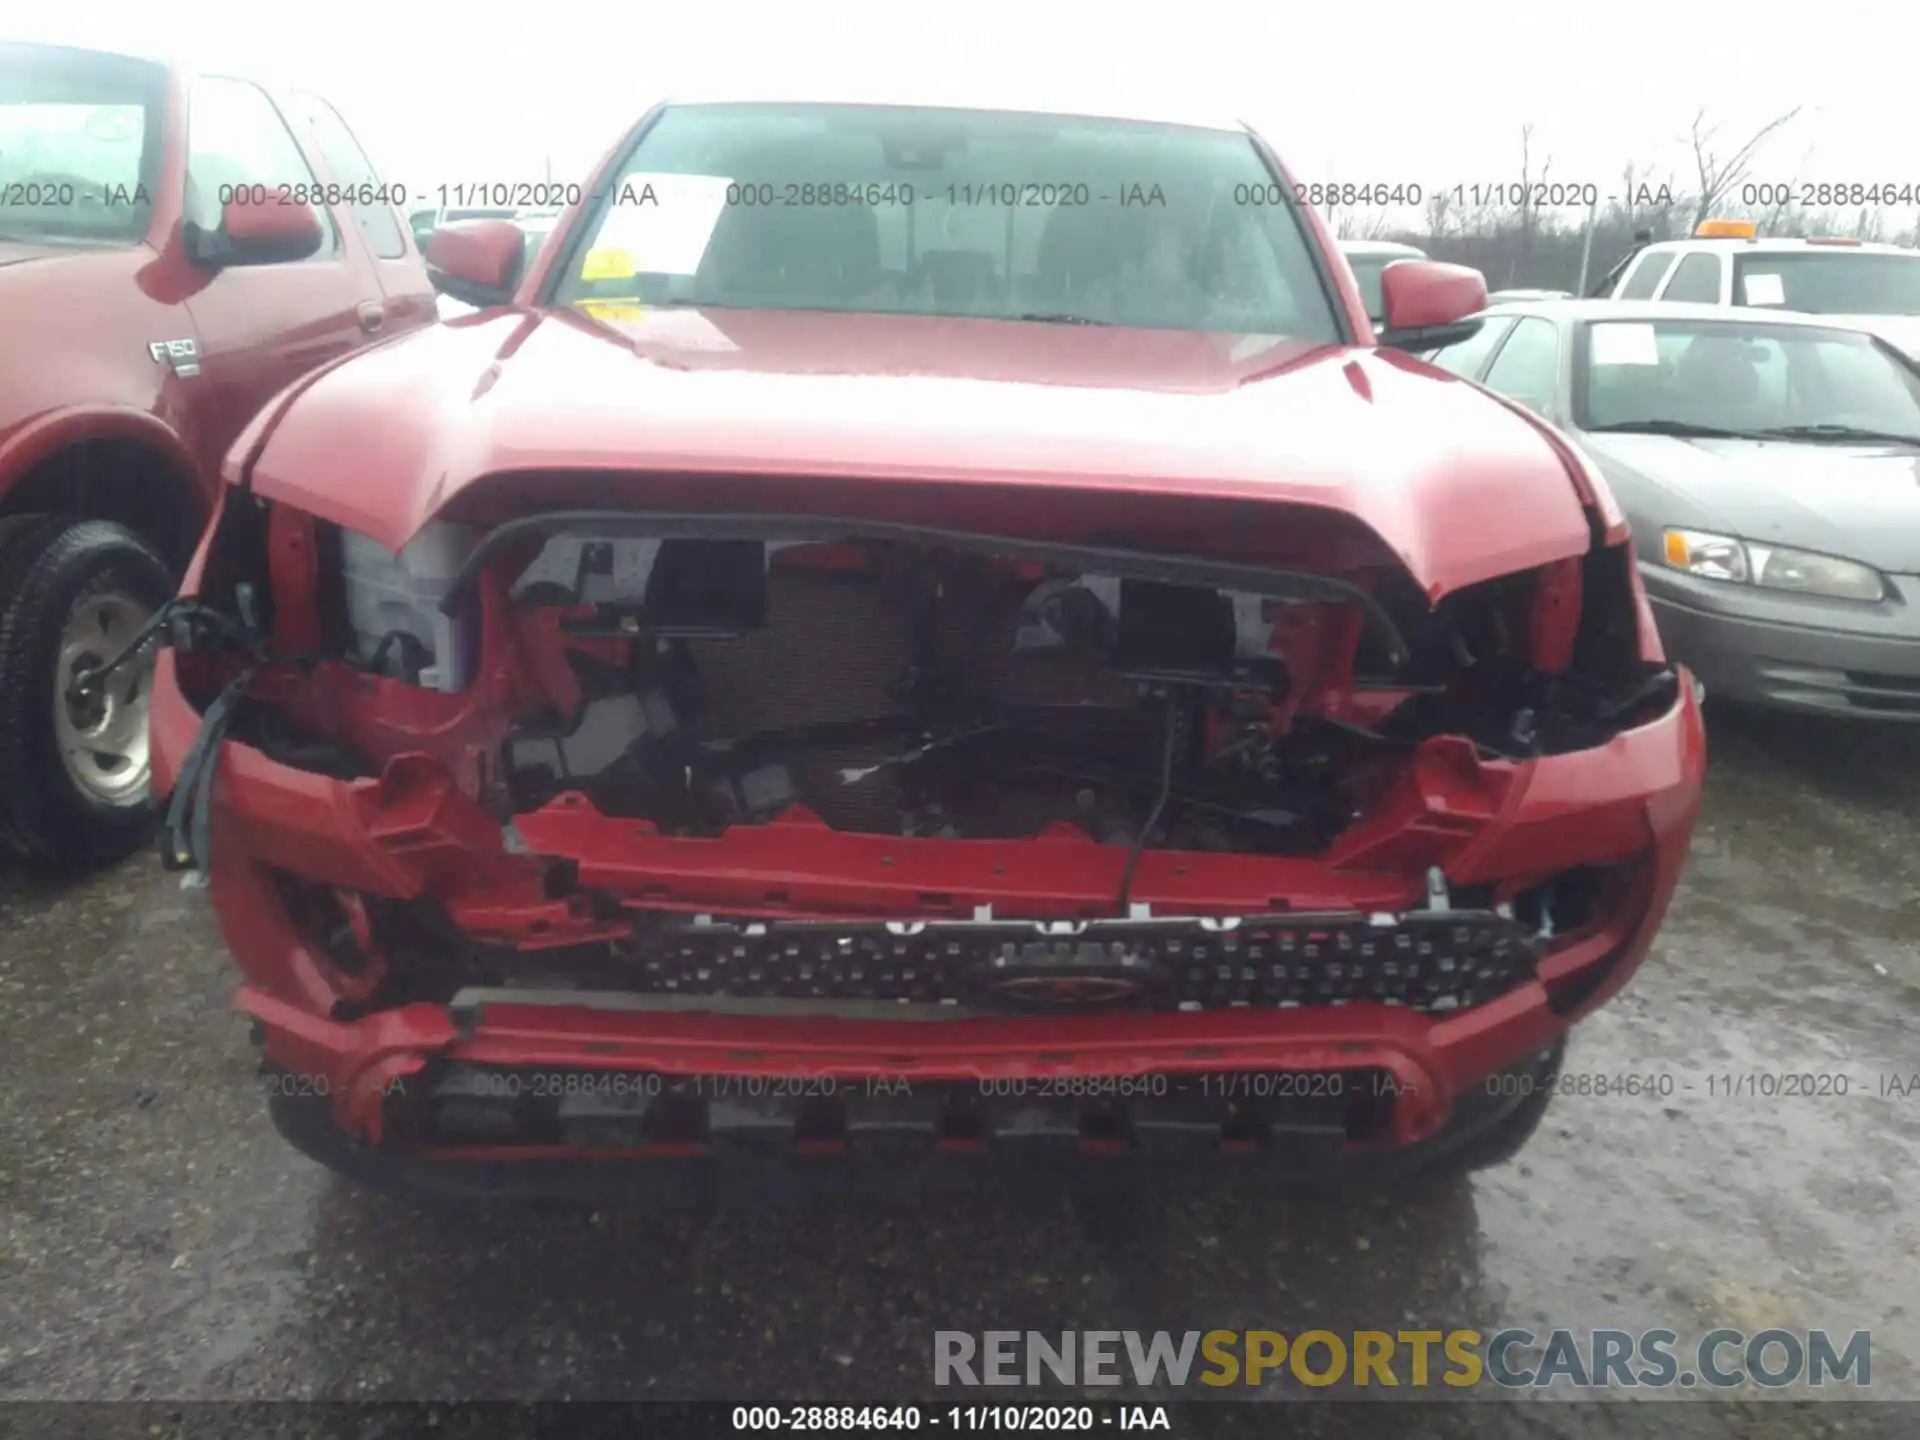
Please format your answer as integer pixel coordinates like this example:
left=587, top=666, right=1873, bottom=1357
left=0, top=705, right=1914, bottom=1438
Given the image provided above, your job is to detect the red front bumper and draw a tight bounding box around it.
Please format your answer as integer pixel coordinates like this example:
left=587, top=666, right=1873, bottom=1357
left=151, top=650, right=1705, bottom=1164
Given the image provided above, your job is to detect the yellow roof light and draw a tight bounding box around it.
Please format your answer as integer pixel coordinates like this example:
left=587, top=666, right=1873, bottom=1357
left=1694, top=219, right=1757, bottom=239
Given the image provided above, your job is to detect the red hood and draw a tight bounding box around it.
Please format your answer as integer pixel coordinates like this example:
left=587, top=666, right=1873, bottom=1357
left=242, top=306, right=1596, bottom=598
left=0, top=239, right=80, bottom=268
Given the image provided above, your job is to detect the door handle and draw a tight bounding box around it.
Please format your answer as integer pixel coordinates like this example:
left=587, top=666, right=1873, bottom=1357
left=356, top=301, right=386, bottom=333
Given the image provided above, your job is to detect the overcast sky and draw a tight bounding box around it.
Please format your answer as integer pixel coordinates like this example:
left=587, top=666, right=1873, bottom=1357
left=11, top=0, right=1910, bottom=215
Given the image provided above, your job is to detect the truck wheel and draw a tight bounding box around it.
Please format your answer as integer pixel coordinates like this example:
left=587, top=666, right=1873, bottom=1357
left=0, top=519, right=176, bottom=868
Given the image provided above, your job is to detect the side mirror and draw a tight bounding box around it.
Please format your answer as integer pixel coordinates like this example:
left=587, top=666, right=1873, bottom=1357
left=425, top=219, right=525, bottom=309
left=1375, top=260, right=1490, bottom=351
left=186, top=196, right=325, bottom=269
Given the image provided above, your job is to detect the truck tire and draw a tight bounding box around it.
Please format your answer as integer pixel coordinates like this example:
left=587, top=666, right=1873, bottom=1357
left=0, top=518, right=176, bottom=868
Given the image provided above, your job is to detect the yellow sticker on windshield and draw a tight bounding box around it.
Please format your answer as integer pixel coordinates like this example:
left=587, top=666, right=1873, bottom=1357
left=577, top=299, right=645, bottom=323
left=581, top=247, right=637, bottom=281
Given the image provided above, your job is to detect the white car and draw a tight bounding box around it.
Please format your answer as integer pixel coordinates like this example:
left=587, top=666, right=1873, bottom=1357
left=407, top=201, right=517, bottom=251
left=1487, top=288, right=1572, bottom=304
left=1602, top=221, right=1920, bottom=360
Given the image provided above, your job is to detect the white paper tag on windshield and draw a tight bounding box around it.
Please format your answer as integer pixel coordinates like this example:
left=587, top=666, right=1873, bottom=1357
left=1590, top=322, right=1659, bottom=366
left=591, top=172, right=732, bottom=276
left=1742, top=271, right=1786, bottom=305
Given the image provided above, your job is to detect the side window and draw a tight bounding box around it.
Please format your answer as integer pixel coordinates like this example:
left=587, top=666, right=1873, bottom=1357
left=1480, top=317, right=1561, bottom=412
left=287, top=92, right=407, bottom=259
left=1617, top=250, right=1677, bottom=300
left=185, top=77, right=336, bottom=253
left=1425, top=316, right=1516, bottom=378
left=1662, top=252, right=1723, bottom=304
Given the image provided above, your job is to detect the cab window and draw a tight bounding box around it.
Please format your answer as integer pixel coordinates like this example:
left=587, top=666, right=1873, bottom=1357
left=1617, top=250, right=1676, bottom=300
left=1661, top=252, right=1723, bottom=304
left=1424, top=315, right=1515, bottom=378
left=286, top=90, right=407, bottom=259
left=185, top=76, right=337, bottom=254
left=1480, top=317, right=1561, bottom=412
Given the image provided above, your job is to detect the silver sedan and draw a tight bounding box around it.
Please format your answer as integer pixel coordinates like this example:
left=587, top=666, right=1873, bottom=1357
left=1421, top=299, right=1920, bottom=720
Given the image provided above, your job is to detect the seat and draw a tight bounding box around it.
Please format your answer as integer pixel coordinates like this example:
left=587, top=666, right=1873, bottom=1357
left=699, top=194, right=883, bottom=305
left=1029, top=202, right=1140, bottom=310
left=1671, top=335, right=1762, bottom=415
left=917, top=249, right=1000, bottom=312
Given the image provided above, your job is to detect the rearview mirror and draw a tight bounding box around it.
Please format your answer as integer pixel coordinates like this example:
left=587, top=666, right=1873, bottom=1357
left=1375, top=260, right=1490, bottom=351
left=186, top=196, right=324, bottom=269
left=425, top=219, right=525, bottom=309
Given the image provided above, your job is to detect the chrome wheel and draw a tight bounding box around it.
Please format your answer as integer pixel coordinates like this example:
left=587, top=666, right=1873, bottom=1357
left=53, top=590, right=154, bottom=808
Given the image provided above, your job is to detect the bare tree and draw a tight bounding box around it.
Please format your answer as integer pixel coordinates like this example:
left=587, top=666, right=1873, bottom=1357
left=1688, top=106, right=1803, bottom=230
left=1512, top=124, right=1554, bottom=286
left=1757, top=139, right=1819, bottom=235
left=1422, top=186, right=1455, bottom=243
left=1351, top=210, right=1401, bottom=241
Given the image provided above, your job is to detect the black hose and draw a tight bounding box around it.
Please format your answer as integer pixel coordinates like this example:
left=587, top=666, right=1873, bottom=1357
left=64, top=598, right=257, bottom=706
left=159, top=661, right=264, bottom=879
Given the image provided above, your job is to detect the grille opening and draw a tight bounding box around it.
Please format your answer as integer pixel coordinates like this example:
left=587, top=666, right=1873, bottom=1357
left=1342, top=1072, right=1401, bottom=1145
left=794, top=1097, right=846, bottom=1151
left=408, top=1064, right=1415, bottom=1157
left=937, top=1109, right=990, bottom=1150
left=1845, top=670, right=1920, bottom=694
left=1080, top=1111, right=1129, bottom=1153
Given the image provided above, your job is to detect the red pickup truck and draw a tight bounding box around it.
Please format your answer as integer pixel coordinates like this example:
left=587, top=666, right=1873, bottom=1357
left=151, top=89, right=1703, bottom=1200
left=0, top=40, right=433, bottom=866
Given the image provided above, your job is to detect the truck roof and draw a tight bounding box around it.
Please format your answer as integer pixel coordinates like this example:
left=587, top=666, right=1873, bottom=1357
left=1480, top=297, right=1889, bottom=329
left=1634, top=236, right=1919, bottom=259
left=656, top=88, right=1253, bottom=135
left=1338, top=241, right=1427, bottom=259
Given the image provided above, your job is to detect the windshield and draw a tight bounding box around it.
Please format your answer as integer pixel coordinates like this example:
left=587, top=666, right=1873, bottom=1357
left=1732, top=252, right=1920, bottom=317
left=551, top=103, right=1342, bottom=338
left=0, top=43, right=164, bottom=246
left=1579, top=318, right=1920, bottom=440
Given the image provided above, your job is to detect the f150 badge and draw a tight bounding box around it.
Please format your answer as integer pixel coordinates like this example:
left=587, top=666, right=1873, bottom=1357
left=148, top=338, right=200, bottom=377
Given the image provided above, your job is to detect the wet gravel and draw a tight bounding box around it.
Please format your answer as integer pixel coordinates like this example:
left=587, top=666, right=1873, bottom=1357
left=0, top=705, right=1914, bottom=1436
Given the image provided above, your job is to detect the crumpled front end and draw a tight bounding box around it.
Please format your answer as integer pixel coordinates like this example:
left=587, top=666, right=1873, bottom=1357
left=152, top=476, right=1703, bottom=1191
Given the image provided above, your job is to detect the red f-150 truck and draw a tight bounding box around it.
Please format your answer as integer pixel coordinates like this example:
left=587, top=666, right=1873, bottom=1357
left=0, top=39, right=433, bottom=865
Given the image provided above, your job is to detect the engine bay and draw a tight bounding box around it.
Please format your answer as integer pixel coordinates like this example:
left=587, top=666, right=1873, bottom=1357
left=494, top=534, right=1397, bottom=859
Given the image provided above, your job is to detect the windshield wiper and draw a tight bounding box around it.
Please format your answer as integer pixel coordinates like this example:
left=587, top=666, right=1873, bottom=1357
left=1749, top=423, right=1920, bottom=446
left=1010, top=312, right=1111, bottom=326
left=1584, top=419, right=1766, bottom=439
